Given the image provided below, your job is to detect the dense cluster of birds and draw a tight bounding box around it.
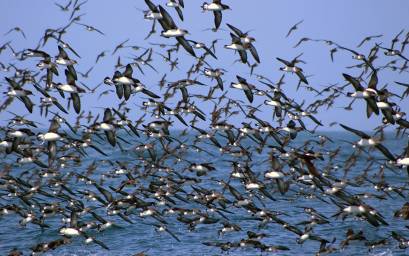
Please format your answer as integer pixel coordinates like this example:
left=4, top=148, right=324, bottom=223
left=1, top=0, right=409, bottom=255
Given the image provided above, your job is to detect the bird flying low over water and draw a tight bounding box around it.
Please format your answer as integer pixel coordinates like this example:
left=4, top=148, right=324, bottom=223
left=343, top=73, right=379, bottom=118
left=340, top=124, right=395, bottom=161
left=104, top=64, right=160, bottom=100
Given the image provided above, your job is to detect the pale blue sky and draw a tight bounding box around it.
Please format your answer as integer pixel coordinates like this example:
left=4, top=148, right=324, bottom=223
left=0, top=0, right=408, bottom=130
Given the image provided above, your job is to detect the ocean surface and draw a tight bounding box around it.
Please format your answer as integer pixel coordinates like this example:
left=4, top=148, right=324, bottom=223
left=0, top=131, right=408, bottom=256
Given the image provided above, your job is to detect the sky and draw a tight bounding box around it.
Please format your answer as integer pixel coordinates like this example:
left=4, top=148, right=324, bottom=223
left=0, top=0, right=408, bottom=131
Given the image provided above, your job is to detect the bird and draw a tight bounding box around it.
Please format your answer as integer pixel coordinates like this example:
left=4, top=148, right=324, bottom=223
left=231, top=75, right=255, bottom=103
left=74, top=22, right=105, bottom=35
left=343, top=73, right=380, bottom=117
left=340, top=124, right=396, bottom=161
left=286, top=20, right=303, bottom=38
left=226, top=23, right=260, bottom=63
left=201, top=0, right=231, bottom=30
left=158, top=5, right=196, bottom=57
left=4, top=27, right=26, bottom=39
left=357, top=34, right=383, bottom=47
left=276, top=55, right=309, bottom=84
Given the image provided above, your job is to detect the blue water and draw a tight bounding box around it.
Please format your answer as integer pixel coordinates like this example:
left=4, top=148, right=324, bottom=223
left=0, top=131, right=408, bottom=256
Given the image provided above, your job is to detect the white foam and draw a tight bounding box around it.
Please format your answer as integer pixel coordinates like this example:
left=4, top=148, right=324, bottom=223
left=370, top=249, right=393, bottom=256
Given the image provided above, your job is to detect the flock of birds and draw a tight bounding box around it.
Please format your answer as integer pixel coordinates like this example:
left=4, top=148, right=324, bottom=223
left=1, top=0, right=409, bottom=255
